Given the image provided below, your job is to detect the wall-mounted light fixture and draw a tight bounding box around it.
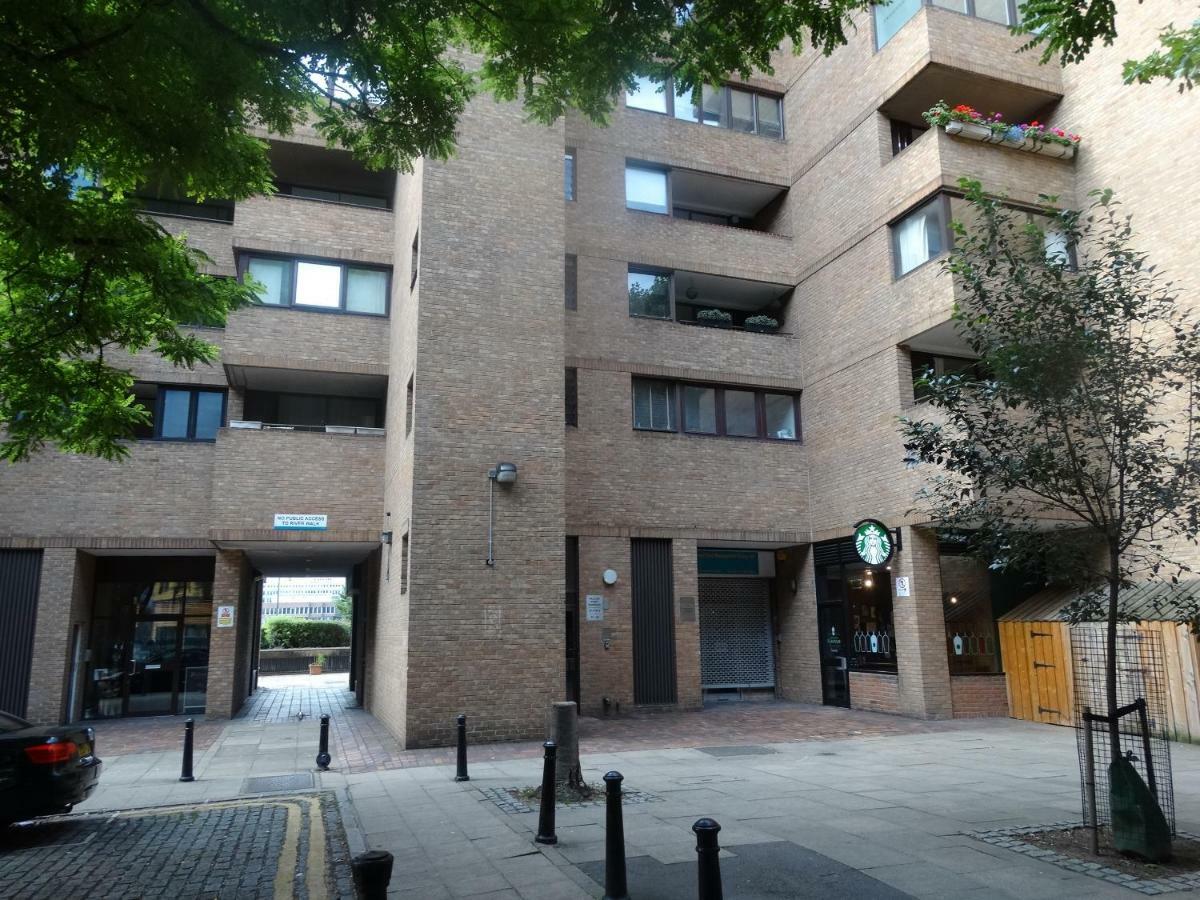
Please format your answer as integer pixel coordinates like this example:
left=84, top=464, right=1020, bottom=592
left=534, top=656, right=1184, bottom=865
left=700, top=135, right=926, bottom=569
left=602, top=568, right=619, bottom=586
left=486, top=462, right=518, bottom=566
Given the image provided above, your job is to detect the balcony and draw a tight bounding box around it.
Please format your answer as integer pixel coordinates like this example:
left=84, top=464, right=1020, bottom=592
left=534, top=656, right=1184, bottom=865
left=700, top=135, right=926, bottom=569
left=233, top=193, right=393, bottom=265
left=220, top=303, right=389, bottom=374
left=625, top=163, right=788, bottom=236
left=629, top=268, right=793, bottom=335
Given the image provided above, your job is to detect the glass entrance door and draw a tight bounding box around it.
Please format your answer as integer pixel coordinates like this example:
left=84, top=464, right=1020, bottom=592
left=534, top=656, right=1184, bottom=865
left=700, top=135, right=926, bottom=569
left=817, top=602, right=850, bottom=707
left=126, top=619, right=180, bottom=715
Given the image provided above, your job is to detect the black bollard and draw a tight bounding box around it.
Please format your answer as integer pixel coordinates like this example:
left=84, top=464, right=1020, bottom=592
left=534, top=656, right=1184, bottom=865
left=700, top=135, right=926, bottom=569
left=535, top=741, right=558, bottom=845
left=693, top=818, right=723, bottom=900
left=179, top=718, right=195, bottom=782
left=603, top=771, right=629, bottom=900
left=455, top=714, right=470, bottom=782
left=316, top=713, right=331, bottom=770
left=351, top=849, right=394, bottom=900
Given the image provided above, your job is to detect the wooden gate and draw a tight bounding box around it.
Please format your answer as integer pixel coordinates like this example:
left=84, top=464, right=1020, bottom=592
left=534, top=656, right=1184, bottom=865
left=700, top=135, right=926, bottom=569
left=998, top=620, right=1074, bottom=726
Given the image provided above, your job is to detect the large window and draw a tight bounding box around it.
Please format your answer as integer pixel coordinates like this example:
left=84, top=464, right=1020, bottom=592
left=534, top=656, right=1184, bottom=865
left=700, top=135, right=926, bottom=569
left=133, top=385, right=225, bottom=441
left=564, top=149, right=576, bottom=201
left=636, top=378, right=800, bottom=441
left=241, top=254, right=390, bottom=316
left=874, top=0, right=1022, bottom=49
left=242, top=391, right=383, bottom=429
left=910, top=351, right=987, bottom=401
left=628, top=269, right=672, bottom=319
left=892, top=196, right=948, bottom=277
left=625, top=165, right=669, bottom=213
left=626, top=77, right=784, bottom=140
left=276, top=183, right=389, bottom=209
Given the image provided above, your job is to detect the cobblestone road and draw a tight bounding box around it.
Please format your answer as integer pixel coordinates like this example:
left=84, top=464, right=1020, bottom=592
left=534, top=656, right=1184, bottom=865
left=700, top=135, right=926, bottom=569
left=0, top=793, right=351, bottom=899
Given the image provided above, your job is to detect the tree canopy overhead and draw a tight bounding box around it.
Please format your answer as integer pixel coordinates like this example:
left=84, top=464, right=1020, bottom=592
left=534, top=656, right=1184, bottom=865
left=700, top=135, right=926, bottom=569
left=0, top=0, right=874, bottom=462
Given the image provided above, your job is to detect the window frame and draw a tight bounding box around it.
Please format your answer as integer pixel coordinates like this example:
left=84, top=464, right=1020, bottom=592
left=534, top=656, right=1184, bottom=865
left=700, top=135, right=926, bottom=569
left=138, top=385, right=227, bottom=443
left=238, top=252, right=391, bottom=318
left=635, top=377, right=801, bottom=443
left=624, top=162, right=671, bottom=214
left=890, top=193, right=953, bottom=279
left=624, top=78, right=785, bottom=141
left=631, top=378, right=677, bottom=432
left=564, top=148, right=577, bottom=202
left=627, top=266, right=675, bottom=320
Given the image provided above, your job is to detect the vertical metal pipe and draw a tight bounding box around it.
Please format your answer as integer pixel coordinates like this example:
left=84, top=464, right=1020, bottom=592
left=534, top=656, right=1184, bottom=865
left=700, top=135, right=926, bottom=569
left=1083, top=706, right=1098, bottom=855
left=1136, top=698, right=1157, bottom=798
left=179, top=718, right=195, bottom=782
left=535, top=741, right=558, bottom=845
left=455, top=714, right=470, bottom=782
left=316, top=713, right=332, bottom=770
left=603, top=771, right=629, bottom=900
left=693, top=818, right=724, bottom=900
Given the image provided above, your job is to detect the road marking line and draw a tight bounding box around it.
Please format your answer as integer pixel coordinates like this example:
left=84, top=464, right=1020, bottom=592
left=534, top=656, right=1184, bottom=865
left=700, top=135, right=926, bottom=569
left=274, top=801, right=304, bottom=900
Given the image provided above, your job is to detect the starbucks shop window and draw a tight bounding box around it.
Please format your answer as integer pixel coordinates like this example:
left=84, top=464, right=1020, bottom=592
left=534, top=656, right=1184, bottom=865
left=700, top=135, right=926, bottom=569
left=814, top=526, right=899, bottom=674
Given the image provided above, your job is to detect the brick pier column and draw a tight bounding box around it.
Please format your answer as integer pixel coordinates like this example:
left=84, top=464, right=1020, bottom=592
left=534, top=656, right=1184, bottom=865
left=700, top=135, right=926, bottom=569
left=893, top=527, right=952, bottom=718
left=206, top=549, right=248, bottom=719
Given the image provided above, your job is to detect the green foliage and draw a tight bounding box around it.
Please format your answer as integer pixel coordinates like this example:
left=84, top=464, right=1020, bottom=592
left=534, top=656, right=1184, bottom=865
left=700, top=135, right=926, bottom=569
left=696, top=308, right=733, bottom=323
left=261, top=616, right=350, bottom=649
left=1122, top=18, right=1200, bottom=92
left=332, top=590, right=352, bottom=621
left=1, top=1, right=871, bottom=460
left=901, top=179, right=1200, bottom=622
left=744, top=315, right=779, bottom=328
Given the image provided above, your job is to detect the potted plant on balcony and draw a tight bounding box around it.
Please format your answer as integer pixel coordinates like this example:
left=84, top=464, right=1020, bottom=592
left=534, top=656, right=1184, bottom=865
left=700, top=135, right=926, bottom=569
left=744, top=315, right=779, bottom=334
left=309, top=653, right=326, bottom=676
left=922, top=101, right=1080, bottom=160
left=696, top=308, right=733, bottom=328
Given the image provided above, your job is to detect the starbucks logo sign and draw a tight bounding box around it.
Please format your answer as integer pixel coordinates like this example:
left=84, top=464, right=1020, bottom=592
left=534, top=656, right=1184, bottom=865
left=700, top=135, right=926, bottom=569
left=853, top=519, right=894, bottom=566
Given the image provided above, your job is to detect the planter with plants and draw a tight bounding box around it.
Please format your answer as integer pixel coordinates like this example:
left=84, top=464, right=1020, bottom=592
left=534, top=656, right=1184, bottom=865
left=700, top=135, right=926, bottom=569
left=308, top=653, right=327, bottom=676
left=922, top=101, right=1080, bottom=160
left=696, top=308, right=733, bottom=328
left=743, top=315, right=779, bottom=334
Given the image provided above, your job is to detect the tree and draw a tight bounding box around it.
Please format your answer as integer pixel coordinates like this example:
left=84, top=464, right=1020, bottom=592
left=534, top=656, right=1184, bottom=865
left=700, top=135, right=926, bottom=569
left=333, top=590, right=352, bottom=622
left=1017, top=0, right=1199, bottom=91
left=0, top=0, right=870, bottom=461
left=900, top=179, right=1200, bottom=854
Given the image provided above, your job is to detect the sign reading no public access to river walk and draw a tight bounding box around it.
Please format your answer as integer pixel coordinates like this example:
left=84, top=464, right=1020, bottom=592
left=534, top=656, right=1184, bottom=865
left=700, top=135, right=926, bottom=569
left=273, top=514, right=328, bottom=531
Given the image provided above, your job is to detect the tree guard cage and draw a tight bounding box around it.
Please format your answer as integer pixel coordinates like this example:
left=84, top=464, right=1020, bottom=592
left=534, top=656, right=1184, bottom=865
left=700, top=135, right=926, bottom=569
left=1071, top=624, right=1175, bottom=835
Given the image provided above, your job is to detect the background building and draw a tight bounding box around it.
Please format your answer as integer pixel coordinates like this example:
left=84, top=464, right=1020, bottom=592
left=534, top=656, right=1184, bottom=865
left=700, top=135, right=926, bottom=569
left=0, top=0, right=1195, bottom=747
left=261, top=577, right=345, bottom=621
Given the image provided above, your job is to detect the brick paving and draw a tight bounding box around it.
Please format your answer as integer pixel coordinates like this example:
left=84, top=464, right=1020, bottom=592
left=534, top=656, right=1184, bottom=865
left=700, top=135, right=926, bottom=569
left=85, top=714, right=224, bottom=757
left=0, top=793, right=350, bottom=899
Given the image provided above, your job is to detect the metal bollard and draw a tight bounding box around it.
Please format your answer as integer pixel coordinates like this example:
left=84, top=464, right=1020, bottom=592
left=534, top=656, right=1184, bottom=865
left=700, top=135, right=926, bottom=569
left=535, top=741, right=558, bottom=845
left=179, top=718, right=195, bottom=782
left=316, top=713, right=332, bottom=770
left=351, top=849, right=394, bottom=900
left=693, top=818, right=723, bottom=900
left=455, top=714, right=470, bottom=782
left=603, top=771, right=629, bottom=900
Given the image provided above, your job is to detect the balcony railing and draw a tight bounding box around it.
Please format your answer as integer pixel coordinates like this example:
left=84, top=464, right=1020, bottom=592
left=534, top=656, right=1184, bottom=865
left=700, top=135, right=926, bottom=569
left=229, top=420, right=385, bottom=436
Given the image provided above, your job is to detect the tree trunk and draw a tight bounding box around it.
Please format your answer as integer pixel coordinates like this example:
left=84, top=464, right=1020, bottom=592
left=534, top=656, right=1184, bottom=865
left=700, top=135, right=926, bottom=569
left=553, top=701, right=583, bottom=791
left=1106, top=557, right=1121, bottom=761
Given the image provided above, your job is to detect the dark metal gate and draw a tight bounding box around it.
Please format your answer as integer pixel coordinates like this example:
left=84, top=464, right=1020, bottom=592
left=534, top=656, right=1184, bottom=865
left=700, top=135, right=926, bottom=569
left=0, top=549, right=43, bottom=718
left=631, top=539, right=676, bottom=705
left=698, top=577, right=775, bottom=689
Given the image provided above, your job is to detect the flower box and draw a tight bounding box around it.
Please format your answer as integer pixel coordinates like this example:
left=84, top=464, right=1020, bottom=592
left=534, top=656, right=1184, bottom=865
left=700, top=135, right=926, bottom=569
left=927, top=101, right=1079, bottom=161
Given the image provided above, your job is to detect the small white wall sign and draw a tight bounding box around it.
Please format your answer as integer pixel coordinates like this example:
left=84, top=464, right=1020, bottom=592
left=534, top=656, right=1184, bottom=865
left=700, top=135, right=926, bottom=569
left=216, top=605, right=235, bottom=628
left=273, top=513, right=328, bottom=530
left=895, top=577, right=911, bottom=597
left=585, top=594, right=605, bottom=622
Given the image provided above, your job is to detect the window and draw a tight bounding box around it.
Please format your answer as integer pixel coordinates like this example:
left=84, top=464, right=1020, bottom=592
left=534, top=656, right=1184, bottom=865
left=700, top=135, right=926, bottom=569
left=133, top=385, right=226, bottom=441
left=243, top=391, right=383, bottom=428
left=135, top=192, right=234, bottom=222
left=241, top=254, right=389, bottom=316
left=890, top=119, right=927, bottom=155
left=910, top=352, right=987, bottom=401
left=277, top=184, right=389, bottom=209
left=405, top=375, right=414, bottom=436
left=627, top=78, right=784, bottom=139
left=874, top=0, right=1021, bottom=48
left=564, top=149, right=576, bottom=201
left=949, top=195, right=1076, bottom=267
left=400, top=533, right=410, bottom=594
left=635, top=379, right=800, bottom=441
left=625, top=165, right=669, bottom=214
left=632, top=379, right=675, bottom=431
left=626, top=75, right=669, bottom=113
left=628, top=269, right=671, bottom=319
left=565, top=368, right=578, bottom=427
left=410, top=230, right=419, bottom=290
left=564, top=255, right=577, bottom=310
left=892, top=196, right=948, bottom=276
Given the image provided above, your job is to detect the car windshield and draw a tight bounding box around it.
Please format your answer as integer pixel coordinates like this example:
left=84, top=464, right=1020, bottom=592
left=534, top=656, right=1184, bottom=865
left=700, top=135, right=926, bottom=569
left=0, top=711, right=32, bottom=733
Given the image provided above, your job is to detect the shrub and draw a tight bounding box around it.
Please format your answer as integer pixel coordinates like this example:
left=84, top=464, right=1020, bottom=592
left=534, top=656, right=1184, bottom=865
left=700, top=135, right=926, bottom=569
left=696, top=308, right=733, bottom=324
left=261, top=616, right=350, bottom=649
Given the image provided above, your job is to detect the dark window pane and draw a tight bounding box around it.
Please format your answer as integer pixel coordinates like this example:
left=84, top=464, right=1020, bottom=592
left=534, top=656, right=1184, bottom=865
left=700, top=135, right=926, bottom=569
left=701, top=85, right=723, bottom=126
left=278, top=394, right=326, bottom=426
left=633, top=380, right=673, bottom=431
left=894, top=197, right=945, bottom=276
left=764, top=394, right=796, bottom=440
left=725, top=390, right=758, bottom=437
left=674, top=82, right=699, bottom=122
left=564, top=255, right=577, bottom=310
left=194, top=392, right=223, bottom=439
left=628, top=271, right=671, bottom=318
left=757, top=95, right=783, bottom=139
left=159, top=389, right=191, bottom=438
left=683, top=385, right=717, bottom=433
left=565, top=368, right=578, bottom=427
left=564, top=152, right=576, bottom=201
left=329, top=396, right=378, bottom=427
left=247, top=257, right=290, bottom=305
left=345, top=268, right=387, bottom=314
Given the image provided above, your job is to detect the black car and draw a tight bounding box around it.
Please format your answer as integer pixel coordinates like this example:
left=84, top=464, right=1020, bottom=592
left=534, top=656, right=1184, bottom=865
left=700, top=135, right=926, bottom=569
left=0, top=711, right=102, bottom=825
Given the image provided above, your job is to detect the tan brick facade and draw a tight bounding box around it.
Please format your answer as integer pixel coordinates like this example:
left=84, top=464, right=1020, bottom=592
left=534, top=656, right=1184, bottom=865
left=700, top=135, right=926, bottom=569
left=3, top=0, right=1196, bottom=744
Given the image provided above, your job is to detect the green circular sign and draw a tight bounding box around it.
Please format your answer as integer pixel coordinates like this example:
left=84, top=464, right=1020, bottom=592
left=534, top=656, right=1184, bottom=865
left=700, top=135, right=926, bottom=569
left=853, top=519, right=894, bottom=566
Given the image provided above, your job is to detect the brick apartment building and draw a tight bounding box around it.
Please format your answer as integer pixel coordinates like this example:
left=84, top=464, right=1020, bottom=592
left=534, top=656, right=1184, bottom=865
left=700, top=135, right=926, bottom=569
left=1, top=0, right=1196, bottom=747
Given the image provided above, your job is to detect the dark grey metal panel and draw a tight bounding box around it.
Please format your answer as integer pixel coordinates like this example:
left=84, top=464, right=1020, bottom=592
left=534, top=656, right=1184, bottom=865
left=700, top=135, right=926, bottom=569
left=0, top=550, right=43, bottom=718
left=631, top=539, right=676, bottom=705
